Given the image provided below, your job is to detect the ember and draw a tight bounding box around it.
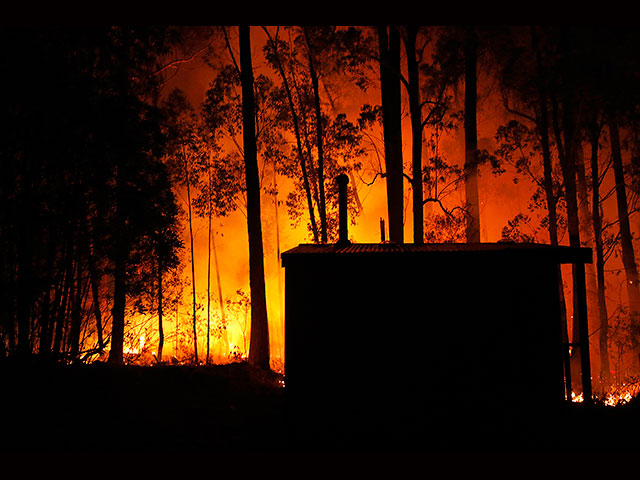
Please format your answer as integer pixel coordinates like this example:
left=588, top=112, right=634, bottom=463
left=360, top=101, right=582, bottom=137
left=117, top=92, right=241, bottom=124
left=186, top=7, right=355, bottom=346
left=602, top=383, right=640, bottom=406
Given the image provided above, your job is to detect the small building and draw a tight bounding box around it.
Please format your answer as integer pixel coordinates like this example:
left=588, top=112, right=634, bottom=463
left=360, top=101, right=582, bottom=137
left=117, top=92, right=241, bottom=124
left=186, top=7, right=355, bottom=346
left=281, top=176, right=592, bottom=445
left=282, top=241, right=592, bottom=443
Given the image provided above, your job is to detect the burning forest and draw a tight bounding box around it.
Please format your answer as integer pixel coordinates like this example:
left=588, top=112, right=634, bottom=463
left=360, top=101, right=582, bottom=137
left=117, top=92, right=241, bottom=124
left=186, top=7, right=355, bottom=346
left=3, top=25, right=640, bottom=453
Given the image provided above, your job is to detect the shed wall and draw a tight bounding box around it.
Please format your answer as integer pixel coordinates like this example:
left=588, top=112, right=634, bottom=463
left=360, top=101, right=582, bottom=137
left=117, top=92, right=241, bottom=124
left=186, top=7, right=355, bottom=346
left=284, top=250, right=565, bottom=435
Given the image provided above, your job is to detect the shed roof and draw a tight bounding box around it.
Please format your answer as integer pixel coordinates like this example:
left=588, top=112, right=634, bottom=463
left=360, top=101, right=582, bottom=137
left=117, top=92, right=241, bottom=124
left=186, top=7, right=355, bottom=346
left=281, top=242, right=592, bottom=266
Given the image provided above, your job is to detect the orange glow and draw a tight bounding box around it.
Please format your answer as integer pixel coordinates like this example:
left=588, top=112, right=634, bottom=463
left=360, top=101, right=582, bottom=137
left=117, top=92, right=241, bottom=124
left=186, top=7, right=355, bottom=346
left=123, top=333, right=145, bottom=356
left=570, top=383, right=640, bottom=405
left=76, top=27, right=638, bottom=395
left=602, top=383, right=640, bottom=406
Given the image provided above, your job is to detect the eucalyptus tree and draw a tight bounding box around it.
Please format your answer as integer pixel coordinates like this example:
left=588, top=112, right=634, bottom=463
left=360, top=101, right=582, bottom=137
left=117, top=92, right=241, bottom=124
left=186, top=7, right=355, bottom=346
left=161, top=89, right=209, bottom=364
left=193, top=123, right=243, bottom=364
left=239, top=25, right=270, bottom=369
left=377, top=26, right=404, bottom=243
left=368, top=26, right=461, bottom=244
left=262, top=26, right=371, bottom=243
left=0, top=27, right=183, bottom=365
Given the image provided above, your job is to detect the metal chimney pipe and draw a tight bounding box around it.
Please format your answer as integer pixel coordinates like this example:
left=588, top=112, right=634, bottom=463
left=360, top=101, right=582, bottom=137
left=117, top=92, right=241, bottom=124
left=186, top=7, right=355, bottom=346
left=336, top=174, right=350, bottom=246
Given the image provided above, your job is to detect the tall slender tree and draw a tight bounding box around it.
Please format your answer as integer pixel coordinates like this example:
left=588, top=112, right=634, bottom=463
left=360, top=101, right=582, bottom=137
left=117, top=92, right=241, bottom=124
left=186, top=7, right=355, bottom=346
left=405, top=26, right=424, bottom=244
left=609, top=115, right=640, bottom=368
left=588, top=120, right=612, bottom=387
left=240, top=25, right=270, bottom=369
left=303, top=27, right=329, bottom=243
left=378, top=25, right=404, bottom=243
left=464, top=27, right=481, bottom=243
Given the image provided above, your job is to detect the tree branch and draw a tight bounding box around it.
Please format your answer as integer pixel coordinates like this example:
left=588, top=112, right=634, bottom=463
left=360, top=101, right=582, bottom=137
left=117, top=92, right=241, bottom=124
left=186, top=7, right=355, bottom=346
left=603, top=231, right=621, bottom=264
left=422, top=197, right=467, bottom=218
left=153, top=39, right=216, bottom=77
left=501, top=90, right=537, bottom=124
left=362, top=171, right=384, bottom=187
left=222, top=26, right=241, bottom=77
left=403, top=172, right=414, bottom=185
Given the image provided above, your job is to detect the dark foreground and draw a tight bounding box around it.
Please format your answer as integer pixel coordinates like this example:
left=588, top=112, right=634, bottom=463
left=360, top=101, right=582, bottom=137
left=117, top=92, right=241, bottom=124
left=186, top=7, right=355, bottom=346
left=1, top=361, right=640, bottom=456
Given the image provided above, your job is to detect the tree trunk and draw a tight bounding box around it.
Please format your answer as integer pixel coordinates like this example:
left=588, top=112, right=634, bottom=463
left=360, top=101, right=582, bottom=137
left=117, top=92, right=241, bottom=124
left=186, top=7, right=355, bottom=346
left=552, top=78, right=584, bottom=392
left=183, top=145, right=198, bottom=365
left=240, top=25, right=270, bottom=370
left=609, top=114, right=640, bottom=371
left=108, top=253, right=125, bottom=365
left=86, top=237, right=104, bottom=352
left=304, top=28, right=328, bottom=244
left=108, top=167, right=126, bottom=365
left=212, top=229, right=227, bottom=360
left=575, top=144, right=601, bottom=380
left=207, top=166, right=212, bottom=364
left=539, top=103, right=572, bottom=395
left=157, top=264, right=164, bottom=364
left=590, top=126, right=611, bottom=388
left=175, top=301, right=179, bottom=357
left=273, top=162, right=284, bottom=360
left=69, top=247, right=83, bottom=360
left=39, top=231, right=56, bottom=358
left=378, top=26, right=404, bottom=244
left=532, top=25, right=572, bottom=396
left=464, top=27, right=481, bottom=243
left=53, top=228, right=74, bottom=357
left=263, top=28, right=319, bottom=243
left=405, top=26, right=424, bottom=244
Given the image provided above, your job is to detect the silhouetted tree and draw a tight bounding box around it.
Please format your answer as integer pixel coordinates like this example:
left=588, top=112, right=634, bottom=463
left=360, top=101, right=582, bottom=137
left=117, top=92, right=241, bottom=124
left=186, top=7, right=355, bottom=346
left=588, top=117, right=612, bottom=387
left=377, top=26, right=404, bottom=243
left=161, top=89, right=209, bottom=364
left=0, top=27, right=182, bottom=364
left=240, top=26, right=270, bottom=369
left=262, top=26, right=368, bottom=243
left=192, top=125, right=243, bottom=364
left=463, top=27, right=481, bottom=243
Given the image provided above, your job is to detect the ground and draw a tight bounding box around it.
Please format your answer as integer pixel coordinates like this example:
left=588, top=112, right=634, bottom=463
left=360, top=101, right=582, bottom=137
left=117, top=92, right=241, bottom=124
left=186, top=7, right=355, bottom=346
left=1, top=360, right=640, bottom=456
left=0, top=361, right=285, bottom=453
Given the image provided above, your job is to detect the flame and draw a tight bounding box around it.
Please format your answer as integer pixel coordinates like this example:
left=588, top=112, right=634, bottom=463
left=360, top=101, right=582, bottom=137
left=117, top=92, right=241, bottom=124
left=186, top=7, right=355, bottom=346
left=570, top=383, right=640, bottom=406
left=602, top=383, right=640, bottom=406
left=73, top=27, right=637, bottom=384
left=123, top=333, right=146, bottom=355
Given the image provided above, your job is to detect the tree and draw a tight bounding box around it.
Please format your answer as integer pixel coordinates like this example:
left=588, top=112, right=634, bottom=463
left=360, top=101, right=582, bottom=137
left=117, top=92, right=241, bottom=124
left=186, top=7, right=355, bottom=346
left=464, top=27, right=481, bottom=243
left=0, top=27, right=181, bottom=364
left=377, top=26, right=404, bottom=243
left=588, top=118, right=612, bottom=387
left=193, top=133, right=243, bottom=364
left=303, top=27, right=329, bottom=243
left=262, top=26, right=369, bottom=244
left=161, top=89, right=208, bottom=364
left=405, top=25, right=425, bottom=244
left=609, top=116, right=640, bottom=368
left=262, top=27, right=320, bottom=242
left=240, top=26, right=270, bottom=369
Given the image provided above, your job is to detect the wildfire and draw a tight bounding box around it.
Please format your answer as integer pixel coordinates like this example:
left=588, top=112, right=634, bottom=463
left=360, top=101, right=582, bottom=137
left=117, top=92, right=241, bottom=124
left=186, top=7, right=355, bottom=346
left=602, top=383, right=640, bottom=406
left=124, top=333, right=146, bottom=355
left=570, top=383, right=640, bottom=406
